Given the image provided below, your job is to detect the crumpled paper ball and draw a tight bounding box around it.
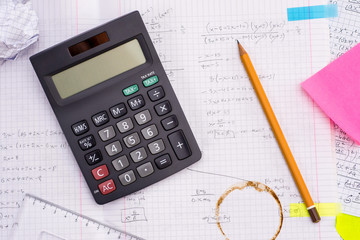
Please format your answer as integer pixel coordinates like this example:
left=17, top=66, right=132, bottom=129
left=0, top=0, right=39, bottom=61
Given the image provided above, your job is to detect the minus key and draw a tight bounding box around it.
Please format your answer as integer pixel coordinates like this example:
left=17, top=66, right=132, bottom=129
left=161, top=115, right=179, bottom=131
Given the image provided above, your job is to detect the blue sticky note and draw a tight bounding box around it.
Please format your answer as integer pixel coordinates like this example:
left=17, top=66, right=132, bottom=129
left=287, top=5, right=338, bottom=21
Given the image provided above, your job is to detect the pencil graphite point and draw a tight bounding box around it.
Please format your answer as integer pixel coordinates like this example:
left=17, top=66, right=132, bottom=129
left=237, top=40, right=247, bottom=56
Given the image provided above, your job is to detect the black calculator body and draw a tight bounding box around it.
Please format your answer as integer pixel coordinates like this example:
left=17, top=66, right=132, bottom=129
left=30, top=11, right=201, bottom=204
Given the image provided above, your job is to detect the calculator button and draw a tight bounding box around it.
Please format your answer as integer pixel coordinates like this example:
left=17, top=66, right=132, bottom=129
left=168, top=130, right=192, bottom=160
left=105, top=141, right=122, bottom=156
left=112, top=155, right=130, bottom=171
left=78, top=135, right=96, bottom=150
left=98, top=179, right=116, bottom=195
left=161, top=115, right=179, bottom=131
left=92, top=111, right=109, bottom=127
left=119, top=170, right=136, bottom=186
left=141, top=124, right=158, bottom=140
left=123, top=133, right=141, bottom=148
left=155, top=101, right=172, bottom=116
left=85, top=150, right=102, bottom=166
left=148, top=139, right=165, bottom=155
left=134, top=110, right=152, bottom=125
left=98, top=126, right=116, bottom=141
left=130, top=147, right=147, bottom=163
left=123, top=84, right=139, bottom=96
left=110, top=103, right=127, bottom=118
left=116, top=118, right=134, bottom=133
left=154, top=154, right=172, bottom=169
left=143, top=75, right=159, bottom=87
left=128, top=95, right=145, bottom=110
left=91, top=165, right=109, bottom=180
left=137, top=162, right=154, bottom=178
left=72, top=120, right=89, bottom=136
left=148, top=86, right=165, bottom=101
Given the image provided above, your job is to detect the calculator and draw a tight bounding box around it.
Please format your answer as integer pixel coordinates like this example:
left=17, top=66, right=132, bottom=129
left=30, top=11, right=201, bottom=204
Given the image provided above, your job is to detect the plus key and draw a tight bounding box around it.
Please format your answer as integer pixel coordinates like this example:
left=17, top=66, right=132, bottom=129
left=168, top=130, right=192, bottom=160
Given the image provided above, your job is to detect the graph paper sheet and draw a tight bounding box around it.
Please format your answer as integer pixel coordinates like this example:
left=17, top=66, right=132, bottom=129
left=0, top=0, right=339, bottom=239
left=329, top=0, right=360, bottom=217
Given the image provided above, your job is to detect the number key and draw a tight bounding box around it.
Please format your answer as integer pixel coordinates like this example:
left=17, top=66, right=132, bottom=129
left=116, top=118, right=134, bottom=133
left=119, top=170, right=136, bottom=186
left=134, top=110, right=151, bottom=125
left=105, top=141, right=122, bottom=156
left=130, top=147, right=147, bottom=162
left=112, top=155, right=130, bottom=171
left=98, top=126, right=116, bottom=141
left=148, top=139, right=165, bottom=154
left=123, top=132, right=141, bottom=148
left=141, top=124, right=158, bottom=140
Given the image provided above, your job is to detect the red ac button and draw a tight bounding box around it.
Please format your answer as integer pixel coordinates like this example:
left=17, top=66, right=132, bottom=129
left=98, top=179, right=116, bottom=195
left=92, top=165, right=109, bottom=180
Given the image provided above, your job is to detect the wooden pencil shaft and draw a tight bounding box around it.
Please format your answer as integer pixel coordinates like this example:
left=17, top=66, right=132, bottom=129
left=241, top=53, right=314, bottom=207
left=237, top=42, right=321, bottom=222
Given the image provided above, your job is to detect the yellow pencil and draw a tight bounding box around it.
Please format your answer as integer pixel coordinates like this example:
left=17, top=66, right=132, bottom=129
left=237, top=40, right=320, bottom=223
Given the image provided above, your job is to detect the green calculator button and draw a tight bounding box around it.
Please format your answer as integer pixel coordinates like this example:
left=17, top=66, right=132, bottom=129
left=123, top=84, right=139, bottom=96
left=143, top=76, right=159, bottom=87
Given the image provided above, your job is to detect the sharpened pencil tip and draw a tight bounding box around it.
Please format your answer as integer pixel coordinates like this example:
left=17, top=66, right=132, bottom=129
left=237, top=40, right=247, bottom=56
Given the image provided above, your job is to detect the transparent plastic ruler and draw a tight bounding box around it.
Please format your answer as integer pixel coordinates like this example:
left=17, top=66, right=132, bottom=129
left=12, top=194, right=145, bottom=240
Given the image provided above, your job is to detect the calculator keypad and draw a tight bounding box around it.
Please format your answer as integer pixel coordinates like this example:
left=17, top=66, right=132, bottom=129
left=105, top=141, right=122, bottom=156
left=98, top=126, right=116, bottom=141
left=70, top=78, right=199, bottom=202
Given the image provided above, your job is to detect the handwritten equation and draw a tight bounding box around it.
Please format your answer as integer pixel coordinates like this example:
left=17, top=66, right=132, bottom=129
left=0, top=129, right=67, bottom=232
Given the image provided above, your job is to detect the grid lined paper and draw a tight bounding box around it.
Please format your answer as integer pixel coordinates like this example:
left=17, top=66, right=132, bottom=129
left=329, top=0, right=360, bottom=217
left=103, top=0, right=340, bottom=239
left=1, top=0, right=341, bottom=239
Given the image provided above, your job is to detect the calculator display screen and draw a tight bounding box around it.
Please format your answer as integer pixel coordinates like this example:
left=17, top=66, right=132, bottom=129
left=52, top=39, right=146, bottom=99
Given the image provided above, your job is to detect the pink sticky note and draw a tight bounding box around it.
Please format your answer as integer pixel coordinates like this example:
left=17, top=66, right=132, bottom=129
left=302, top=43, right=360, bottom=143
